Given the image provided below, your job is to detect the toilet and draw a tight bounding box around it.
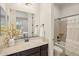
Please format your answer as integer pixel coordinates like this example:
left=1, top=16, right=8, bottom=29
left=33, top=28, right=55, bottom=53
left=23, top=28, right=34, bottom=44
left=54, top=46, right=63, bottom=56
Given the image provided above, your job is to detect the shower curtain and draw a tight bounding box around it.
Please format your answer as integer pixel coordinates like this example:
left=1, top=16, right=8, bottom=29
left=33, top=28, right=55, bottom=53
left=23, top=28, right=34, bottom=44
left=65, top=15, right=79, bottom=56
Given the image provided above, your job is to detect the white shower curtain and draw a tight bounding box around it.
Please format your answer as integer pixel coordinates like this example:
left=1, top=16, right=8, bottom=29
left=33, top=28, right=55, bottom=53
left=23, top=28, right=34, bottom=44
left=65, top=15, right=79, bottom=56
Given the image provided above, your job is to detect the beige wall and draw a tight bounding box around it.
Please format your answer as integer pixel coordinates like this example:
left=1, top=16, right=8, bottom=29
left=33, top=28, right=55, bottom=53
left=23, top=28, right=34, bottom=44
left=61, top=3, right=79, bottom=17
left=40, top=3, right=53, bottom=56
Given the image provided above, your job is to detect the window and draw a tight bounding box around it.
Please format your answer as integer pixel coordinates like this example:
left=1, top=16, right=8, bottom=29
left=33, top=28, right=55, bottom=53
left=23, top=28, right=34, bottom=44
left=0, top=7, right=7, bottom=36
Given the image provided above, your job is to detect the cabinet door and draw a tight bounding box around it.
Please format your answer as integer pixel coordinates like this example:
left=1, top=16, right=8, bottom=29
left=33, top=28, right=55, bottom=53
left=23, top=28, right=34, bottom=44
left=8, top=52, right=21, bottom=56
left=21, top=47, right=40, bottom=56
left=8, top=47, right=40, bottom=56
left=28, top=52, right=40, bottom=56
left=40, top=44, right=48, bottom=56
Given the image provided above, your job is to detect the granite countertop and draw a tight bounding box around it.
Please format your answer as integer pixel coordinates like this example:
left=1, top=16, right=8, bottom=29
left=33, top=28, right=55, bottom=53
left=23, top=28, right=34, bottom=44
left=0, top=37, right=48, bottom=56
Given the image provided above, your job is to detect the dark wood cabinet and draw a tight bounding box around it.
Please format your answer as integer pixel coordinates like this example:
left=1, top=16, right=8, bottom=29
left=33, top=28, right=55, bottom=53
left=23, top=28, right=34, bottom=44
left=40, top=44, right=48, bottom=56
left=8, top=44, right=48, bottom=56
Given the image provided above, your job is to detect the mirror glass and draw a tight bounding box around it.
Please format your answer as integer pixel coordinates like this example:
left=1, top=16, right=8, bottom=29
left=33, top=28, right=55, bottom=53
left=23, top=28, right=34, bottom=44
left=15, top=10, right=40, bottom=39
left=16, top=10, right=28, bottom=33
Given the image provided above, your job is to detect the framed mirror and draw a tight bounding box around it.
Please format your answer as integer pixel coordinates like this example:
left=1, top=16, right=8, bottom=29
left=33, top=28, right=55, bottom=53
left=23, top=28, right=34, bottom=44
left=15, top=10, right=28, bottom=41
left=15, top=10, right=33, bottom=39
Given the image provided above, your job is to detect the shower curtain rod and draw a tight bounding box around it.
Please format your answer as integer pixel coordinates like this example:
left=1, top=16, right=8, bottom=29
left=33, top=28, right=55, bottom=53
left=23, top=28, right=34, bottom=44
left=55, top=13, right=79, bottom=20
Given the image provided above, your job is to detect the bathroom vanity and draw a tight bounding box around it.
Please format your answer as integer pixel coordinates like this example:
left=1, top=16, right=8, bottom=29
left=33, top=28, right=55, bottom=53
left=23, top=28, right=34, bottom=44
left=0, top=37, right=48, bottom=56
left=8, top=44, right=48, bottom=56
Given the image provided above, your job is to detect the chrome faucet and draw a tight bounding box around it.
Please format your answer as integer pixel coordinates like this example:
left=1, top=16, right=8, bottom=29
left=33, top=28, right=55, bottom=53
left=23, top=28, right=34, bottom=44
left=23, top=32, right=29, bottom=42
